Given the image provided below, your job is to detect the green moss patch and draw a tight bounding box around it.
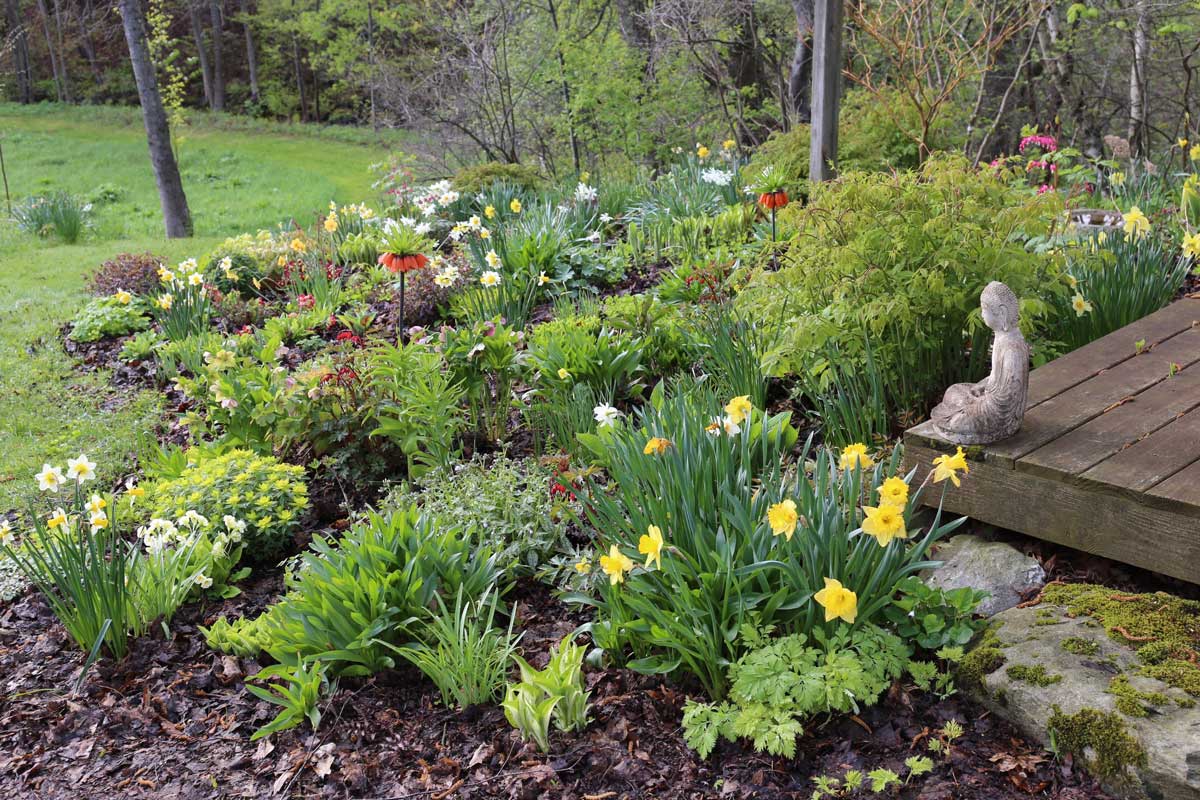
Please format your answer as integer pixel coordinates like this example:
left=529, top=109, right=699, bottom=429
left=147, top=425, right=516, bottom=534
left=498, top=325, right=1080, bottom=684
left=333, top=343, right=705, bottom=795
left=1041, top=583, right=1200, bottom=698
left=959, top=625, right=1007, bottom=689
left=1107, top=675, right=1172, bottom=718
left=1047, top=706, right=1147, bottom=779
left=1007, top=664, right=1063, bottom=686
left=1061, top=637, right=1100, bottom=656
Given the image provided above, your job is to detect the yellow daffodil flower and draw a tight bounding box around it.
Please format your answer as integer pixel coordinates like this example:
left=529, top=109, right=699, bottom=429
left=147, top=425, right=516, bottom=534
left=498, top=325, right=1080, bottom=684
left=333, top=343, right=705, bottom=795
left=839, top=443, right=873, bottom=471
left=724, top=395, right=752, bottom=425
left=931, top=446, right=970, bottom=487
left=484, top=205, right=496, bottom=219
left=767, top=498, right=798, bottom=541
left=599, top=544, right=634, bottom=585
left=47, top=508, right=68, bottom=530
left=877, top=476, right=909, bottom=507
left=1122, top=205, right=1150, bottom=241
left=557, top=368, right=571, bottom=380
left=722, top=139, right=736, bottom=151
left=638, top=525, right=664, bottom=569
left=862, top=504, right=908, bottom=547
left=1191, top=144, right=1200, bottom=161
left=89, top=511, right=109, bottom=532
left=1179, top=138, right=1190, bottom=149
left=85, top=494, right=107, bottom=515
left=324, top=215, right=338, bottom=232
left=538, top=271, right=550, bottom=285
left=1110, top=171, right=1125, bottom=187
left=510, top=198, right=522, bottom=213
left=574, top=558, right=590, bottom=574
left=814, top=577, right=857, bottom=624
left=696, top=145, right=710, bottom=159
left=114, top=290, right=132, bottom=305
left=1183, top=231, right=1200, bottom=260
left=157, top=293, right=174, bottom=310
left=643, top=437, right=672, bottom=455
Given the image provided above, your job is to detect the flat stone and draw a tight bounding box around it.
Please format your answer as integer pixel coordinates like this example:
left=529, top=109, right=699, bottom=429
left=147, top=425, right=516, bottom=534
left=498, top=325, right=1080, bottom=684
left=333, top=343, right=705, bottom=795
left=963, top=603, right=1200, bottom=800
left=922, top=534, right=1045, bottom=616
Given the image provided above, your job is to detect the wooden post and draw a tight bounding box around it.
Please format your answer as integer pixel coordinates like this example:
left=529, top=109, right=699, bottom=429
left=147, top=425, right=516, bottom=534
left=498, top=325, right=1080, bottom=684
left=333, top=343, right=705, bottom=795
left=0, top=138, right=10, bottom=215
left=809, top=0, right=844, bottom=181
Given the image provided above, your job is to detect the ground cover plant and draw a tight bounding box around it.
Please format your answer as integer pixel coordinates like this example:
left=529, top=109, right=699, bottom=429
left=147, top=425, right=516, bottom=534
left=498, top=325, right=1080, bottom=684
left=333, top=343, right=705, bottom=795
left=2, top=87, right=1199, bottom=799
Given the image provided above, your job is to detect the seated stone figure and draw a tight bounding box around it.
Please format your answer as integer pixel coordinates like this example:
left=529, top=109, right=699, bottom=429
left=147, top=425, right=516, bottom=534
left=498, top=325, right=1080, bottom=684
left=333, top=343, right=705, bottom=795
left=930, top=281, right=1030, bottom=445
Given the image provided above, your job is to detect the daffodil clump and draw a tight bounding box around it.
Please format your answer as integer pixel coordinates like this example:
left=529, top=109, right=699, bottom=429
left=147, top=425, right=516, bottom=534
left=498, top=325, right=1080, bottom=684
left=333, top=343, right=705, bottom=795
left=144, top=449, right=308, bottom=561
left=577, top=387, right=967, bottom=700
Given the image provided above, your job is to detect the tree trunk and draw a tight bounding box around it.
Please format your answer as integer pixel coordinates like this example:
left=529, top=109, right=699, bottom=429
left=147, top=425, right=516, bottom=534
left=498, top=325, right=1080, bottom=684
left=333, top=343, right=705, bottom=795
left=292, top=33, right=307, bottom=121
left=35, top=0, right=65, bottom=101
left=1127, top=0, right=1149, bottom=157
left=190, top=2, right=213, bottom=107
left=809, top=0, right=843, bottom=180
left=117, top=0, right=192, bottom=237
left=4, top=0, right=34, bottom=103
left=240, top=0, right=259, bottom=102
left=209, top=0, right=225, bottom=111
left=75, top=0, right=103, bottom=85
left=789, top=0, right=814, bottom=124
left=49, top=0, right=71, bottom=101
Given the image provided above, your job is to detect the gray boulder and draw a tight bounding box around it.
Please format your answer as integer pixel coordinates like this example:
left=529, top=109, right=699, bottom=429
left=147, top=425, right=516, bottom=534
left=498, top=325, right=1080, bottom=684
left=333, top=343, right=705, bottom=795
left=923, top=534, right=1045, bottom=616
left=961, top=603, right=1200, bottom=800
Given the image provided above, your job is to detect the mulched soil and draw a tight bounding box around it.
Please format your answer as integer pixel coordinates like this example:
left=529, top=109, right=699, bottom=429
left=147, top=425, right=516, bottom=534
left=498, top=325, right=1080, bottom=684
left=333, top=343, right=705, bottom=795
left=0, top=557, right=1117, bottom=800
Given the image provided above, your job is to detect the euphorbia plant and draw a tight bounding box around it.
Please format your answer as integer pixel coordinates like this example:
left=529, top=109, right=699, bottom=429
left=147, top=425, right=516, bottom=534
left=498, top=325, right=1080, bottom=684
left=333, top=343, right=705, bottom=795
left=377, top=219, right=434, bottom=337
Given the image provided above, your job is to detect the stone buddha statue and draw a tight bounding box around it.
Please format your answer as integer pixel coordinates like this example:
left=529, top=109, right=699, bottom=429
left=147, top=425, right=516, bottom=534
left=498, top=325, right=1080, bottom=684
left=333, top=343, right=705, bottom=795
left=930, top=281, right=1030, bottom=445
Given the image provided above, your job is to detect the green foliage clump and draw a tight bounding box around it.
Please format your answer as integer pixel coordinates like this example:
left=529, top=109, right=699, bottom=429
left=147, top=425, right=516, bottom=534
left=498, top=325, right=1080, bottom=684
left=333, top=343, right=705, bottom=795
left=453, top=162, right=544, bottom=195
left=146, top=449, right=308, bottom=562
left=1047, top=705, right=1147, bottom=779
left=203, top=614, right=271, bottom=658
left=504, top=637, right=592, bottom=751
left=69, top=295, right=150, bottom=343
left=383, top=455, right=572, bottom=577
left=220, top=507, right=499, bottom=676
left=1006, top=663, right=1063, bottom=686
left=738, top=154, right=1067, bottom=416
left=1107, top=675, right=1173, bottom=717
left=883, top=576, right=987, bottom=651
left=682, top=625, right=909, bottom=759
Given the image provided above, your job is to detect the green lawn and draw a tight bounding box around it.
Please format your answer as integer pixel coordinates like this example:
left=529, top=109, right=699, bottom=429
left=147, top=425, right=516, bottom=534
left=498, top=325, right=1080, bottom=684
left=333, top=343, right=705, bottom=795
left=0, top=103, right=401, bottom=512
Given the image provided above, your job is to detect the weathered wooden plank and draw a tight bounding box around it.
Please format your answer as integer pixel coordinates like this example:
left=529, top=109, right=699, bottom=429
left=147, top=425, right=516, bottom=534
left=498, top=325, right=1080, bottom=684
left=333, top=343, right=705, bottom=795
left=1020, top=361, right=1200, bottom=478
left=903, top=441, right=1200, bottom=585
left=1146, top=458, right=1200, bottom=507
left=1025, top=298, right=1200, bottom=408
left=1081, top=404, right=1200, bottom=491
left=986, top=326, right=1200, bottom=467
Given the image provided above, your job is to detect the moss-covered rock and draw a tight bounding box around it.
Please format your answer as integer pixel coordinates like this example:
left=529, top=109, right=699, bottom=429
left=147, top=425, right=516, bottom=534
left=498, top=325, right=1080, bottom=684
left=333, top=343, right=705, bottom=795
left=1007, top=663, right=1063, bottom=686
left=1047, top=705, right=1148, bottom=779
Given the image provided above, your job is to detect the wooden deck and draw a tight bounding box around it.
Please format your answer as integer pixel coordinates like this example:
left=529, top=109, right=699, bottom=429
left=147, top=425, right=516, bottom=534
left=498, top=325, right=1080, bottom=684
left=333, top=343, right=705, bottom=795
left=903, top=297, right=1200, bottom=584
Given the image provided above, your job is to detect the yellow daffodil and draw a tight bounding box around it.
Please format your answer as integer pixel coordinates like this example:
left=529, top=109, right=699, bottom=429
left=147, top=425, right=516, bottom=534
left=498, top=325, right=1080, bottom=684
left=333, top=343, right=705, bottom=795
left=599, top=544, right=634, bottom=585
left=839, top=443, right=873, bottom=471
left=1183, top=231, right=1200, bottom=260
left=484, top=205, right=496, bottom=219
left=724, top=395, right=752, bottom=425
left=1179, top=138, right=1190, bottom=149
left=877, top=476, right=909, bottom=507
left=1072, top=294, right=1093, bottom=316
left=324, top=214, right=338, bottom=232
left=1191, top=143, right=1200, bottom=161
left=814, top=577, right=858, bottom=624
left=931, top=446, right=970, bottom=487
left=480, top=227, right=492, bottom=240
left=643, top=437, right=672, bottom=455
left=574, top=558, right=590, bottom=574
left=114, top=290, right=132, bottom=305
left=0, top=520, right=13, bottom=546
left=722, top=139, right=736, bottom=151
left=696, top=144, right=710, bottom=159
left=510, top=198, right=522, bottom=213
left=638, top=525, right=664, bottom=569
left=126, top=484, right=145, bottom=502
left=85, top=494, right=107, bottom=515
left=89, top=511, right=109, bottom=532
left=1066, top=274, right=1078, bottom=289
left=158, top=268, right=175, bottom=284
left=66, top=454, right=97, bottom=484
left=36, top=463, right=66, bottom=493
left=47, top=508, right=68, bottom=530
left=539, top=271, right=550, bottom=285
left=157, top=293, right=174, bottom=310
left=290, top=238, right=307, bottom=253
left=580, top=171, right=590, bottom=183
left=862, top=504, right=908, bottom=547
left=767, top=498, right=798, bottom=541
left=557, top=368, right=571, bottom=380
left=1110, top=171, right=1125, bottom=187
left=1122, top=205, right=1150, bottom=241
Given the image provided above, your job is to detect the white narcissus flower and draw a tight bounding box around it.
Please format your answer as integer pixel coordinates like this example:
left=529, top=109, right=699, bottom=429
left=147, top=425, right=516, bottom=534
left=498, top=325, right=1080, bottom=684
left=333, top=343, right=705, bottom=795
left=480, top=271, right=501, bottom=287
left=574, top=182, right=598, bottom=203
left=37, top=463, right=66, bottom=493
left=414, top=222, right=432, bottom=235
left=66, top=454, right=97, bottom=484
left=593, top=403, right=623, bottom=428
left=194, top=573, right=214, bottom=590
left=485, top=250, right=502, bottom=269
left=700, top=168, right=734, bottom=186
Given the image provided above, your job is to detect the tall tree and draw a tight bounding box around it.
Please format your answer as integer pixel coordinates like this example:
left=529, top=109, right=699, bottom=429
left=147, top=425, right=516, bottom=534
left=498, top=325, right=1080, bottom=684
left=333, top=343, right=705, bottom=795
left=34, top=0, right=66, bottom=101
left=117, top=0, right=192, bottom=237
left=239, top=0, right=259, bottom=103
left=189, top=1, right=213, bottom=106
left=209, top=0, right=225, bottom=110
left=788, top=0, right=814, bottom=124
